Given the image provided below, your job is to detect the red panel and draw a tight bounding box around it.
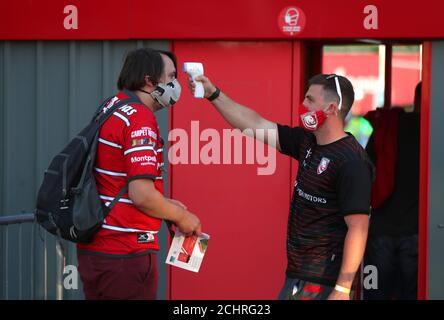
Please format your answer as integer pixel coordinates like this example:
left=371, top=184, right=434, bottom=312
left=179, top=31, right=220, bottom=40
left=0, top=0, right=130, bottom=40
left=1, top=0, right=444, bottom=40
left=323, top=52, right=380, bottom=115
left=323, top=50, right=421, bottom=113
left=169, top=41, right=293, bottom=299
left=391, top=53, right=422, bottom=106
left=418, top=41, right=431, bottom=300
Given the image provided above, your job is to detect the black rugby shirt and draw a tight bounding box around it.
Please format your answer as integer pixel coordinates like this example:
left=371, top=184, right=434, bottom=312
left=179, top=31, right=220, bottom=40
left=277, top=124, right=373, bottom=286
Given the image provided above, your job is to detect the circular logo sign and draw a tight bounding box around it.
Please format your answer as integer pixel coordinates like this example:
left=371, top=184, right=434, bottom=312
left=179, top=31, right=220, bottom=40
left=278, top=6, right=306, bottom=36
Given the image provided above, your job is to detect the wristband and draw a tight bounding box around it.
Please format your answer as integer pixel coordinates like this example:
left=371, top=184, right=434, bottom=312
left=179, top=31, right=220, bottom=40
left=207, top=87, right=220, bottom=102
left=334, top=284, right=351, bottom=294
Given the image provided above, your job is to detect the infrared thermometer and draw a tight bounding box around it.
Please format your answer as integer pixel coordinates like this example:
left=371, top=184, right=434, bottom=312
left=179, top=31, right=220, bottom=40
left=183, top=62, right=204, bottom=98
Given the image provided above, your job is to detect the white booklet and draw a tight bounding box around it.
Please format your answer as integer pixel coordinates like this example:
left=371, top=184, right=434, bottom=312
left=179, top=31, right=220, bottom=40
left=166, top=230, right=210, bottom=273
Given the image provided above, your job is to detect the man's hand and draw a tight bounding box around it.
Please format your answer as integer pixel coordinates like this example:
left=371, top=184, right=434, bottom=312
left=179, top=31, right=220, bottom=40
left=327, top=289, right=350, bottom=300
left=175, top=209, right=202, bottom=237
left=166, top=198, right=201, bottom=236
left=188, top=75, right=217, bottom=99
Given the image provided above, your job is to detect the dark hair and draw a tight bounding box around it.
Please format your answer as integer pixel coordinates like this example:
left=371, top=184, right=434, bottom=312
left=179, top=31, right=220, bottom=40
left=157, top=50, right=178, bottom=72
left=307, top=74, right=355, bottom=120
left=117, top=48, right=164, bottom=91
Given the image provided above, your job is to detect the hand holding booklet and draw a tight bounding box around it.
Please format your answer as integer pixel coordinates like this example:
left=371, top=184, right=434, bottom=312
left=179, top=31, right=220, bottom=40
left=166, top=230, right=210, bottom=273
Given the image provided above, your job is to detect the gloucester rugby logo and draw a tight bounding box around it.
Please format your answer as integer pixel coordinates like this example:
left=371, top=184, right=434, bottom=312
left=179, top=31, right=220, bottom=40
left=301, top=112, right=318, bottom=130
left=317, top=157, right=330, bottom=175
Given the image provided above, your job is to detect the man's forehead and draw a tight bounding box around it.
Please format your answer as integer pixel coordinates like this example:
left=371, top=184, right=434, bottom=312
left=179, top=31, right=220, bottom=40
left=160, top=54, right=176, bottom=78
left=161, top=54, right=175, bottom=69
left=305, top=84, right=324, bottom=99
left=306, top=84, right=323, bottom=94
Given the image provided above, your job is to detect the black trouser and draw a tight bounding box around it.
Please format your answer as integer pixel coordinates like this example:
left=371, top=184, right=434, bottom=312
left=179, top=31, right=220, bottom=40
left=363, top=234, right=418, bottom=300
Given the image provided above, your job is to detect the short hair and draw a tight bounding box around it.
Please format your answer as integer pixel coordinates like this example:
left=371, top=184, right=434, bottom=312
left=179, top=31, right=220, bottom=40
left=117, top=48, right=164, bottom=91
left=307, top=74, right=355, bottom=120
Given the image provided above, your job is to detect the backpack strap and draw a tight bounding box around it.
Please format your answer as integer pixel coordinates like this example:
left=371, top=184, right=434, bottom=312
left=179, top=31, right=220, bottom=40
left=106, top=183, right=129, bottom=211
left=95, top=98, right=138, bottom=126
left=94, top=89, right=143, bottom=125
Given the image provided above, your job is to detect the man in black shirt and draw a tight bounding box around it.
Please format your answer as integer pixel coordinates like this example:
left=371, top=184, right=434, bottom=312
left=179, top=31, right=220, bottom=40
left=188, top=73, right=373, bottom=300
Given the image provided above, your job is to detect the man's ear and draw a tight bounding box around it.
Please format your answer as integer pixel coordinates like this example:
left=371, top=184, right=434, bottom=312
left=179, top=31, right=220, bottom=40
left=143, top=75, right=157, bottom=91
left=326, top=103, right=339, bottom=116
left=144, top=75, right=153, bottom=86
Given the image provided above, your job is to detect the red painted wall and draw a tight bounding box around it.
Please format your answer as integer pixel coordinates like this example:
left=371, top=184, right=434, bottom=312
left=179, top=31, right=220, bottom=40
left=169, top=41, right=299, bottom=299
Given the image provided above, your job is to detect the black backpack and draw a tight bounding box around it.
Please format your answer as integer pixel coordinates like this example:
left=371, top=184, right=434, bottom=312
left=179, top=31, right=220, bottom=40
left=35, top=93, right=139, bottom=243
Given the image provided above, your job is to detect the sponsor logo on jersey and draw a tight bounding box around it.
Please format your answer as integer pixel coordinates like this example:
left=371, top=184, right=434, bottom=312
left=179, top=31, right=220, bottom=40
left=131, top=137, right=154, bottom=147
left=102, top=96, right=119, bottom=113
left=131, top=155, right=156, bottom=164
left=295, top=184, right=327, bottom=204
left=137, top=232, right=155, bottom=244
left=131, top=127, right=157, bottom=140
left=118, top=105, right=137, bottom=116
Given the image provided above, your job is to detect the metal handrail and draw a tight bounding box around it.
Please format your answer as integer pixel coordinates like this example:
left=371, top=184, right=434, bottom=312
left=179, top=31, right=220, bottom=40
left=0, top=213, right=35, bottom=225
left=0, top=212, right=65, bottom=300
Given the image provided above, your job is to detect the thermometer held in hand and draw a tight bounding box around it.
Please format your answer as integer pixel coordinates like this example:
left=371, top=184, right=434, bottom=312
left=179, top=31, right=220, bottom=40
left=183, top=62, right=205, bottom=98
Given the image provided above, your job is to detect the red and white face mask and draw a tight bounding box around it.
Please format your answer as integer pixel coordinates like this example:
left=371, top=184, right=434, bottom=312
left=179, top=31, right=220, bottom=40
left=298, top=104, right=328, bottom=131
left=299, top=74, right=343, bottom=131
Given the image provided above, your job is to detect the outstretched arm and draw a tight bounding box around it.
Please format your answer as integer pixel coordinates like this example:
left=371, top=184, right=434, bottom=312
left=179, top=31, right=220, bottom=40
left=189, top=75, right=281, bottom=150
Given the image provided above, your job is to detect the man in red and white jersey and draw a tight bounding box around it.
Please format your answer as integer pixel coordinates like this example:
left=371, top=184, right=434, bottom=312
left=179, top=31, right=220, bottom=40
left=77, top=48, right=202, bottom=300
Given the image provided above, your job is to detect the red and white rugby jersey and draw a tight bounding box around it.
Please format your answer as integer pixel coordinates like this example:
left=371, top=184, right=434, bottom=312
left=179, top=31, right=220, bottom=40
left=77, top=91, right=165, bottom=256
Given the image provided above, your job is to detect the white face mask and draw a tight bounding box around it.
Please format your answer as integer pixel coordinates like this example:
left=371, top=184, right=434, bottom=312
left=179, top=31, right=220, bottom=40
left=150, top=79, right=181, bottom=108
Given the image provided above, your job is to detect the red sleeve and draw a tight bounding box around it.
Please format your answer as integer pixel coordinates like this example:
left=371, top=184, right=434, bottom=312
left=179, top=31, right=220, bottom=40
left=122, top=114, right=160, bottom=181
